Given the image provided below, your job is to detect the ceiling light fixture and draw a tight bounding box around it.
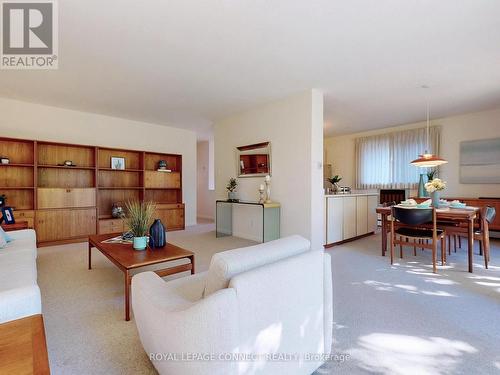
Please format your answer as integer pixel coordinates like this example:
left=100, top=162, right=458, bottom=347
left=410, top=87, right=448, bottom=168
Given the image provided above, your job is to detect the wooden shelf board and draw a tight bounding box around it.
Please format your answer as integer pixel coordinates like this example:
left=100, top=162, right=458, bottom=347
left=145, top=187, right=181, bottom=190
left=98, top=168, right=143, bottom=172
left=98, top=187, right=143, bottom=190
left=144, top=169, right=179, bottom=172
left=38, top=186, right=96, bottom=189
left=38, top=164, right=95, bottom=170
left=0, top=187, right=35, bottom=189
left=0, top=163, right=34, bottom=167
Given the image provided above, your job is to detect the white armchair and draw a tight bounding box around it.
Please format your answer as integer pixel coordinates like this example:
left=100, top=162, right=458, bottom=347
left=132, top=235, right=332, bottom=375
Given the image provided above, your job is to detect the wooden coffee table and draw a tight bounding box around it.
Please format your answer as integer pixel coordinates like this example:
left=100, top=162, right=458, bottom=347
left=88, top=233, right=195, bottom=321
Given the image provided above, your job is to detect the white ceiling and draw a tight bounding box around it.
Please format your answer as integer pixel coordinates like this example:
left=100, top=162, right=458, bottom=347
left=1, top=1, right=500, bottom=139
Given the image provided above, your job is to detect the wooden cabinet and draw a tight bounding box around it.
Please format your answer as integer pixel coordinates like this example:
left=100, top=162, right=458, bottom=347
left=154, top=203, right=185, bottom=230
left=415, top=197, right=500, bottom=231
left=37, top=188, right=96, bottom=209
left=98, top=219, right=125, bottom=234
left=36, top=208, right=96, bottom=243
left=1, top=137, right=185, bottom=244
left=325, top=194, right=378, bottom=246
left=13, top=210, right=35, bottom=228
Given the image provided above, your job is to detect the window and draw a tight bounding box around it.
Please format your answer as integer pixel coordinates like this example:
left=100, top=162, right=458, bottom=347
left=355, top=126, right=441, bottom=189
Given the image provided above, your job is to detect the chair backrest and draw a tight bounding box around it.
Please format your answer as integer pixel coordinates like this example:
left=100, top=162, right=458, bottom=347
left=484, top=206, right=496, bottom=224
left=392, top=207, right=433, bottom=225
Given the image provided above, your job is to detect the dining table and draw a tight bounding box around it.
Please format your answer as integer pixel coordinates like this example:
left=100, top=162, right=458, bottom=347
left=376, top=206, right=482, bottom=273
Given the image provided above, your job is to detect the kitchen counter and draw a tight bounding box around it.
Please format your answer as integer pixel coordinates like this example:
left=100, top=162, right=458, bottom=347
left=325, top=192, right=378, bottom=198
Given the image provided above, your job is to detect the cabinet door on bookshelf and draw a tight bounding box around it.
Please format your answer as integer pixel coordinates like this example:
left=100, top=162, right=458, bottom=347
left=145, top=171, right=180, bottom=189
left=98, top=219, right=125, bottom=234
left=38, top=188, right=96, bottom=209
left=36, top=208, right=96, bottom=242
left=13, top=210, right=35, bottom=228
left=154, top=204, right=185, bottom=230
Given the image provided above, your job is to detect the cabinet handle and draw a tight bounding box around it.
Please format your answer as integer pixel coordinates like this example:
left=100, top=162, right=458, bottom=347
left=66, top=189, right=71, bottom=193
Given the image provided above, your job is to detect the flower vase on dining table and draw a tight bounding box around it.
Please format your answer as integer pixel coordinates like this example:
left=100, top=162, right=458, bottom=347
left=431, top=191, right=440, bottom=208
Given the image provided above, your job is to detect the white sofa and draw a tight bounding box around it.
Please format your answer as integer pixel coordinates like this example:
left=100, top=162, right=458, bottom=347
left=132, top=235, right=333, bottom=375
left=0, top=229, right=42, bottom=324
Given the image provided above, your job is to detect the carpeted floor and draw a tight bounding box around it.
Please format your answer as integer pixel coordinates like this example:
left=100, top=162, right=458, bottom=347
left=36, top=224, right=500, bottom=374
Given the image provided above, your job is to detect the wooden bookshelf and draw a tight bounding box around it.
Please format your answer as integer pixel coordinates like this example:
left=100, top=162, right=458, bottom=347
left=0, top=138, right=35, bottom=215
left=0, top=137, right=185, bottom=245
left=144, top=152, right=184, bottom=231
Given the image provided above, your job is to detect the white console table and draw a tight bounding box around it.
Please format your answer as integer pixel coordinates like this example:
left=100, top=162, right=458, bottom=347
left=216, top=200, right=281, bottom=243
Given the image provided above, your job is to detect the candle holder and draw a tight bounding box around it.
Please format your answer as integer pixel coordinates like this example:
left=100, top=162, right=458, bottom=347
left=265, top=178, right=272, bottom=204
left=258, top=186, right=265, bottom=204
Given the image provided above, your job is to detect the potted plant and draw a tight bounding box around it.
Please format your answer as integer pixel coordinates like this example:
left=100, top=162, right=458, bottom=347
left=226, top=178, right=238, bottom=201
left=425, top=178, right=446, bottom=207
left=124, top=200, right=156, bottom=250
left=327, top=175, right=342, bottom=193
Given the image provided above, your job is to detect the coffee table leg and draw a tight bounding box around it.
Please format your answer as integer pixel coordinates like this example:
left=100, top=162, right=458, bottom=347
left=190, top=255, right=195, bottom=274
left=125, top=270, right=131, bottom=321
left=88, top=242, right=92, bottom=270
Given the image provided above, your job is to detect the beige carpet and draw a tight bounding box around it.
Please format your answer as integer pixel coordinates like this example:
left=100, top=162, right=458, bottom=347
left=37, top=224, right=500, bottom=374
left=37, top=222, right=255, bottom=375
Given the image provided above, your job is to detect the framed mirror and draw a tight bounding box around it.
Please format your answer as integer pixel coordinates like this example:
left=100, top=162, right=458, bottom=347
left=237, top=142, right=271, bottom=178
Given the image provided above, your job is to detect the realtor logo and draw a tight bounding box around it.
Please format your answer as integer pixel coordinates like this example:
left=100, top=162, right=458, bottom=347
left=1, top=0, right=58, bottom=69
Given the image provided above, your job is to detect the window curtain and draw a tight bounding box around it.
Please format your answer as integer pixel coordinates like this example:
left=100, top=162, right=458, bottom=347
left=355, top=126, right=441, bottom=189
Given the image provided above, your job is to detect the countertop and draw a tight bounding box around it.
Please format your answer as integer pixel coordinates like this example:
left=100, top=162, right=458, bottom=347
left=325, top=192, right=379, bottom=198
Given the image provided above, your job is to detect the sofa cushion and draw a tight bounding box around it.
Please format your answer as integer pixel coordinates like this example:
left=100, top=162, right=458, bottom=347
left=0, top=228, right=40, bottom=323
left=0, top=231, right=6, bottom=249
left=0, top=226, right=13, bottom=242
left=203, top=235, right=310, bottom=297
left=0, top=229, right=37, bottom=260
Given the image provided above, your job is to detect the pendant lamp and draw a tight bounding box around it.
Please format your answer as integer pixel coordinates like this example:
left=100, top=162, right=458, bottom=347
left=410, top=97, right=448, bottom=168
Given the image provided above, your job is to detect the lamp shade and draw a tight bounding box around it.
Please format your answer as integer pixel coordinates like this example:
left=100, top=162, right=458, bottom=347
left=410, top=153, right=448, bottom=167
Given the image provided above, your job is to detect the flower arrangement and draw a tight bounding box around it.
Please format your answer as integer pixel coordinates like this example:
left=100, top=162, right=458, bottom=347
left=425, top=178, right=446, bottom=193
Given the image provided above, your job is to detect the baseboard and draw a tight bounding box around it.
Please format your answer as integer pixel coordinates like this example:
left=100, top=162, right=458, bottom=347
left=324, top=232, right=375, bottom=248
left=197, top=215, right=214, bottom=221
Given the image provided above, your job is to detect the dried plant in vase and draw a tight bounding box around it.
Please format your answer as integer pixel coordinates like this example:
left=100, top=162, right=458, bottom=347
left=124, top=200, right=156, bottom=250
left=327, top=175, right=342, bottom=194
left=226, top=177, right=238, bottom=201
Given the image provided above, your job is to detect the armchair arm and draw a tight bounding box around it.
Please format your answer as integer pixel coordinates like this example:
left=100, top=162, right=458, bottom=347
left=132, top=272, right=239, bottom=375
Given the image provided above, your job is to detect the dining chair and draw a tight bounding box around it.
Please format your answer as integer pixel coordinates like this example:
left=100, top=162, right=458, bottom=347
left=445, top=206, right=496, bottom=269
left=390, top=207, right=446, bottom=273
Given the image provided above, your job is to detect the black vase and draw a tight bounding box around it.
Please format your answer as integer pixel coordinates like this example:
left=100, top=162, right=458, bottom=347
left=149, top=219, right=166, bottom=248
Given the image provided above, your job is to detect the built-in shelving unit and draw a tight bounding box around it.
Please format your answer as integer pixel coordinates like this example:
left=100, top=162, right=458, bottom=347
left=0, top=137, right=185, bottom=245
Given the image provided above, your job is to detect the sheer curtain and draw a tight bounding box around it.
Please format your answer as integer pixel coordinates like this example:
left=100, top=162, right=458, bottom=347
left=355, top=126, right=440, bottom=189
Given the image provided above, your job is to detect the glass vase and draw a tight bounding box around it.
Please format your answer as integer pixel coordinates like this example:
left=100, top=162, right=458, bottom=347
left=431, top=191, right=440, bottom=208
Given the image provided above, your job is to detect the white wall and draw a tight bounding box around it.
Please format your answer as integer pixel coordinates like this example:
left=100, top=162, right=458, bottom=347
left=214, top=90, right=324, bottom=249
left=0, top=97, right=197, bottom=226
left=197, top=140, right=215, bottom=220
left=324, top=107, right=500, bottom=197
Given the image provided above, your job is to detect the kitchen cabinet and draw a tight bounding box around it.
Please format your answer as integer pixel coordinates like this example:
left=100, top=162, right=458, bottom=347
left=325, top=193, right=378, bottom=245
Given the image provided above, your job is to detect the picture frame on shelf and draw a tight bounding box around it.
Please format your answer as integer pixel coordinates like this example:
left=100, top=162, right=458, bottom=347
left=1, top=207, right=15, bottom=224
left=111, top=157, right=126, bottom=170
